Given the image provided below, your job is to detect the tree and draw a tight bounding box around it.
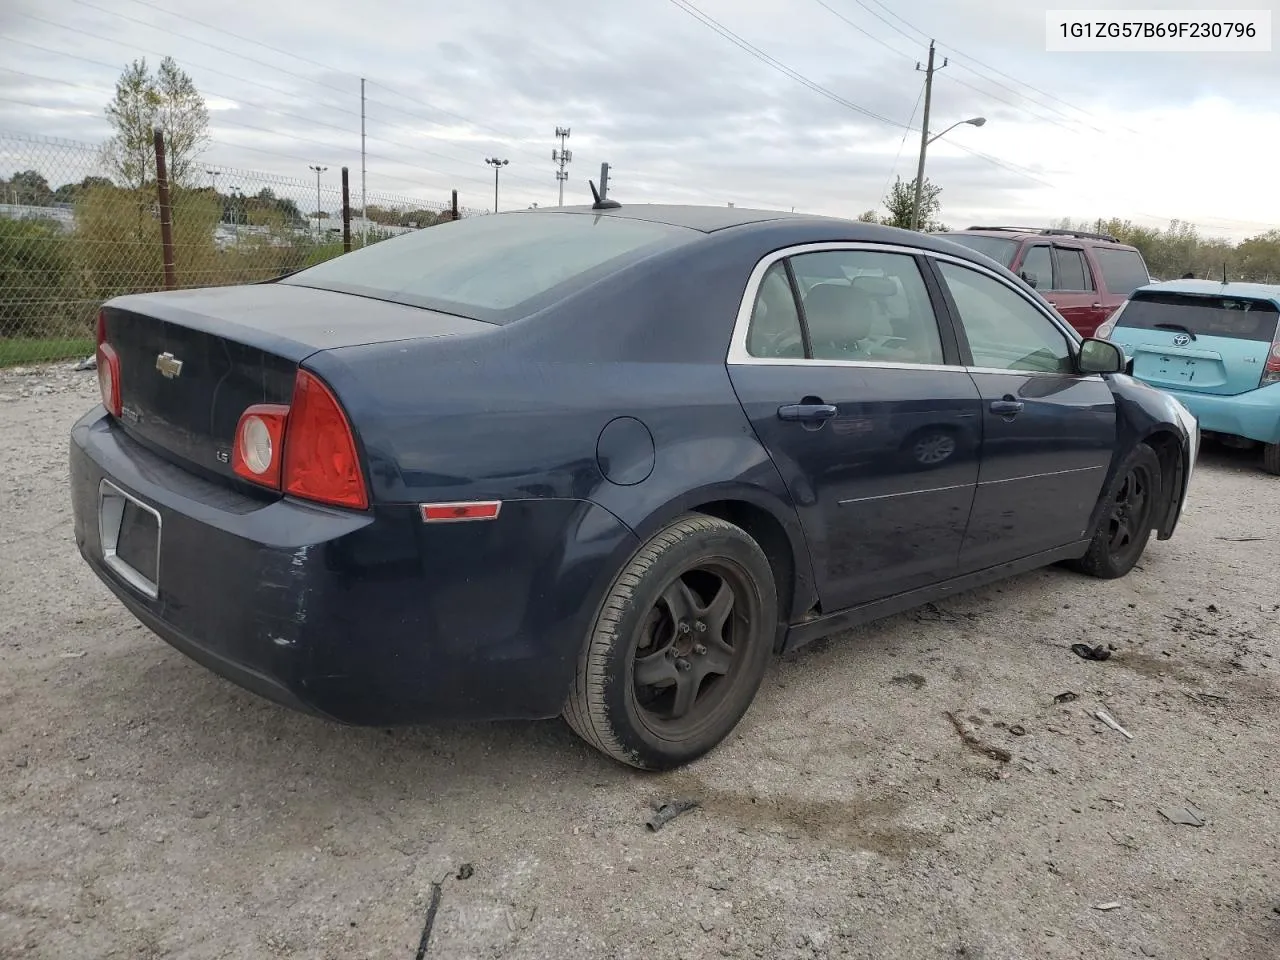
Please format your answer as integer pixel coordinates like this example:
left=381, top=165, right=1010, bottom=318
left=881, top=176, right=943, bottom=231
left=53, top=176, right=114, bottom=204
left=856, top=209, right=882, bottom=224
left=7, top=170, right=53, bottom=205
left=103, top=57, right=210, bottom=189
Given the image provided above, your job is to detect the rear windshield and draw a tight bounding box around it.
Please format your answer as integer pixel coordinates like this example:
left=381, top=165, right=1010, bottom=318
left=1119, top=292, right=1280, bottom=342
left=281, top=211, right=697, bottom=323
left=936, top=234, right=1017, bottom=267
left=1092, top=247, right=1150, bottom=296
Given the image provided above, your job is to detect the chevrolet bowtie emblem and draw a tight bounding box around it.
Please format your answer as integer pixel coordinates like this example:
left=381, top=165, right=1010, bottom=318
left=155, top=352, right=183, bottom=379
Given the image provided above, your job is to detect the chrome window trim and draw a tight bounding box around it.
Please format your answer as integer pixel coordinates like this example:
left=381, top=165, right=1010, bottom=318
left=726, top=240, right=1092, bottom=378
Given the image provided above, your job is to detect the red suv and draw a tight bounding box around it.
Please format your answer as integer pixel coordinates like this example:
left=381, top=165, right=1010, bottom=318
left=936, top=226, right=1152, bottom=337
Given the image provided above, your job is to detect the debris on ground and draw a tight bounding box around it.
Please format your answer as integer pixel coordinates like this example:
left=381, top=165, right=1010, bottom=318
left=1093, top=901, right=1122, bottom=911
left=1095, top=709, right=1134, bottom=740
left=1071, top=643, right=1112, bottom=662
left=646, top=798, right=699, bottom=832
left=73, top=355, right=97, bottom=371
left=945, top=711, right=1013, bottom=763
left=59, top=651, right=86, bottom=659
left=456, top=863, right=474, bottom=880
left=413, top=882, right=444, bottom=959
left=1053, top=691, right=1079, bottom=704
left=1183, top=691, right=1228, bottom=705
left=1009, top=724, right=1027, bottom=736
left=1158, top=805, right=1207, bottom=827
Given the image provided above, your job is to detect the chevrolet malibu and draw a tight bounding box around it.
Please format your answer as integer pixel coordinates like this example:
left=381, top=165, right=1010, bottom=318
left=69, top=204, right=1198, bottom=770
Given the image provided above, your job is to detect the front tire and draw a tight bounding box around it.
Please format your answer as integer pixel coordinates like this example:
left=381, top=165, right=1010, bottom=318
left=563, top=513, right=777, bottom=771
left=1066, top=443, right=1162, bottom=579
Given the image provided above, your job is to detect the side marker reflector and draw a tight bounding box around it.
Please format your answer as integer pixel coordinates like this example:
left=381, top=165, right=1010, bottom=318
left=420, top=501, right=502, bottom=523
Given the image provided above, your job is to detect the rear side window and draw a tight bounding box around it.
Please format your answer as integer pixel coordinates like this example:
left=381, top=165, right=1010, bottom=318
left=1118, top=292, right=1280, bottom=342
left=1054, top=247, right=1094, bottom=292
left=282, top=212, right=696, bottom=323
left=1092, top=247, right=1150, bottom=296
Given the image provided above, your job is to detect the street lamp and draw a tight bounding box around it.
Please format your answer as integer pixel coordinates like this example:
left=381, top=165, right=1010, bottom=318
left=911, top=116, right=985, bottom=231
left=485, top=157, right=508, bottom=213
left=206, top=169, right=221, bottom=223
left=308, top=164, right=327, bottom=237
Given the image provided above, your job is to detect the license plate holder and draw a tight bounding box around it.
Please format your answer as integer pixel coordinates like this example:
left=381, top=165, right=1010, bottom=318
left=98, top=479, right=161, bottom=599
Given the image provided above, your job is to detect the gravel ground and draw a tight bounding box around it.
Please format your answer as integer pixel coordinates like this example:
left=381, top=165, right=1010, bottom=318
left=1, top=361, right=1278, bottom=960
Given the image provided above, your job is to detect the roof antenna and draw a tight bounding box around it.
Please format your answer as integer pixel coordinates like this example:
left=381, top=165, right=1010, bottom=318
left=589, top=161, right=621, bottom=211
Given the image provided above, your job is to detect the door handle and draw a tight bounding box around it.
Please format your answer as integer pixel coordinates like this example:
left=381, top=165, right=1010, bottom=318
left=778, top=402, right=838, bottom=422
left=989, top=399, right=1024, bottom=416
left=1092, top=303, right=1103, bottom=309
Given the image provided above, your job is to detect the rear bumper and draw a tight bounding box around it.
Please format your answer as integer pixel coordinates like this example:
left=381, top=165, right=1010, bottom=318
left=70, top=407, right=640, bottom=724
left=1160, top=383, right=1280, bottom=446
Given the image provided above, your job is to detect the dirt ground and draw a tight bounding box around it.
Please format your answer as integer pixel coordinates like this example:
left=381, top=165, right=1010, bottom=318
left=1, top=361, right=1278, bottom=960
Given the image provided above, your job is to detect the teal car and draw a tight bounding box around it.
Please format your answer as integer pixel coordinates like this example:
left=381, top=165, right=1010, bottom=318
left=1097, top=280, right=1280, bottom=474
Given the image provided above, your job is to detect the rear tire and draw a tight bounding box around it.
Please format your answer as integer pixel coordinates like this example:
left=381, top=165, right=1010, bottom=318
left=1263, top=442, right=1280, bottom=476
left=563, top=513, right=777, bottom=771
left=1066, top=443, right=1162, bottom=580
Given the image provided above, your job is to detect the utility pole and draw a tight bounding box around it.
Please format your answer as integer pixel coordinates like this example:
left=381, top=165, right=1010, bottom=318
left=360, top=78, right=367, bottom=247
left=309, top=164, right=327, bottom=237
left=553, top=126, right=572, bottom=206
left=486, top=157, right=508, bottom=212
left=911, top=39, right=947, bottom=232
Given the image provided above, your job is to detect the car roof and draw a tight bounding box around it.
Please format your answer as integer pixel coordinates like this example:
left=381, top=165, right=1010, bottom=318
left=937, top=226, right=1140, bottom=250
left=542, top=203, right=827, bottom=233
left=1134, top=279, right=1280, bottom=305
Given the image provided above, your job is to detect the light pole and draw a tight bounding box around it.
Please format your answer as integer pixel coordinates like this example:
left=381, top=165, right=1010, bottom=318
left=911, top=114, right=986, bottom=231
left=206, top=169, right=221, bottom=223
left=308, top=164, right=327, bottom=237
left=486, top=157, right=508, bottom=213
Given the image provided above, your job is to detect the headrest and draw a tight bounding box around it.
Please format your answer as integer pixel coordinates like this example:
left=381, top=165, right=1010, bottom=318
left=804, top=283, right=874, bottom=342
left=851, top=275, right=898, bottom=298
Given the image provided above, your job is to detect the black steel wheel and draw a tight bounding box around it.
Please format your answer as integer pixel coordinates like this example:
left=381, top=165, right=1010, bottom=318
left=1066, top=443, right=1163, bottom=580
left=564, top=513, right=777, bottom=770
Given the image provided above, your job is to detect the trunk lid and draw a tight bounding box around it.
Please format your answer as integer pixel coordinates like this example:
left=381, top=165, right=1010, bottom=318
left=1110, top=290, right=1279, bottom=397
left=102, top=283, right=490, bottom=482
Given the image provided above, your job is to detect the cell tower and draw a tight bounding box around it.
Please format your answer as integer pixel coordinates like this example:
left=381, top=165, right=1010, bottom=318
left=553, top=126, right=572, bottom=206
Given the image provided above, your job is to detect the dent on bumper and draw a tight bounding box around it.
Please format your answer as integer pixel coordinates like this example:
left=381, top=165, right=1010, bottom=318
left=70, top=408, right=640, bottom=724
left=1163, top=383, right=1280, bottom=445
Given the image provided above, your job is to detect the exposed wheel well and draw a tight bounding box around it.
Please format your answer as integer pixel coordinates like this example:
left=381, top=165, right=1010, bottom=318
left=691, top=500, right=797, bottom=626
left=1141, top=429, right=1185, bottom=535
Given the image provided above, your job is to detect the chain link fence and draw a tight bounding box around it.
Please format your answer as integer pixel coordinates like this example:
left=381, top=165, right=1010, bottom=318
left=0, top=132, right=484, bottom=366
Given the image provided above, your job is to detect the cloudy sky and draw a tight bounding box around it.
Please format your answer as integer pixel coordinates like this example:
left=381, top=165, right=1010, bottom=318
left=1, top=0, right=1276, bottom=238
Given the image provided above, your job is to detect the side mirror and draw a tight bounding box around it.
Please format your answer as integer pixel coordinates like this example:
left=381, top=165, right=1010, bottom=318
left=1078, top=337, right=1125, bottom=375
left=1020, top=270, right=1039, bottom=288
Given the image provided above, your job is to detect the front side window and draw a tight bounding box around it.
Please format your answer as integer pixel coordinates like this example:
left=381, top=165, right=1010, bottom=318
left=1019, top=245, right=1052, bottom=290
left=937, top=261, right=1075, bottom=374
left=787, top=250, right=945, bottom=365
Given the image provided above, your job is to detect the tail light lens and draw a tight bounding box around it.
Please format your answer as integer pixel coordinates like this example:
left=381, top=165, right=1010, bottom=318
left=1262, top=322, right=1280, bottom=387
left=231, top=368, right=369, bottom=510
left=282, top=370, right=368, bottom=509
left=95, top=310, right=122, bottom=417
left=232, top=404, right=289, bottom=488
left=1095, top=301, right=1128, bottom=340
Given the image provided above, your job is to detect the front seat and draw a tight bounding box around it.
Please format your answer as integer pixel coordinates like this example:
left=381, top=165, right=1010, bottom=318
left=803, top=283, right=876, bottom=360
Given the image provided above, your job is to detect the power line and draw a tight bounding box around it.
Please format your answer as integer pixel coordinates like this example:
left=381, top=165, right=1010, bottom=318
left=665, top=0, right=906, bottom=128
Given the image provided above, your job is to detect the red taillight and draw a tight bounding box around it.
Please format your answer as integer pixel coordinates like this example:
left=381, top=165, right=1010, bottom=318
left=232, top=404, right=289, bottom=488
left=95, top=310, right=122, bottom=417
left=281, top=369, right=368, bottom=510
left=1262, top=334, right=1280, bottom=387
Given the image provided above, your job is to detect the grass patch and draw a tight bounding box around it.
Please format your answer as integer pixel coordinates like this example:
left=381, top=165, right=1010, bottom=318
left=0, top=338, right=94, bottom=368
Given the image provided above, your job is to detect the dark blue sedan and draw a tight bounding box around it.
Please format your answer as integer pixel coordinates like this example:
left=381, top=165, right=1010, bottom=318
left=69, top=204, right=1198, bottom=770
